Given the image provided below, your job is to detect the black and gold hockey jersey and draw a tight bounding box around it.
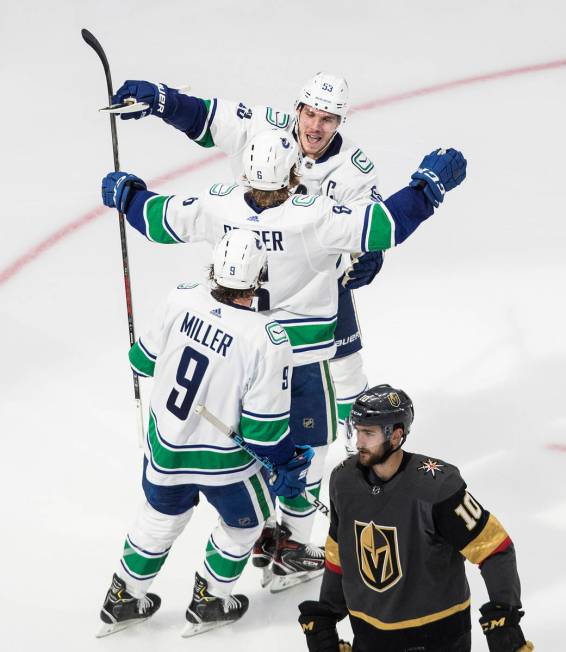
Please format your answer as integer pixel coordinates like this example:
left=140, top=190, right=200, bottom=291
left=321, top=452, right=520, bottom=651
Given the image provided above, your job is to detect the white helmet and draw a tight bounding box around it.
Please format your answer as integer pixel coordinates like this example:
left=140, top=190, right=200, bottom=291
left=295, top=72, right=349, bottom=120
left=212, top=229, right=267, bottom=290
left=244, top=129, right=299, bottom=191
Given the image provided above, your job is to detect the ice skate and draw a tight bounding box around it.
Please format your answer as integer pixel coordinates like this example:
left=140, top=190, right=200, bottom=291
left=182, top=572, right=249, bottom=638
left=252, top=523, right=278, bottom=587
left=97, top=573, right=161, bottom=637
left=270, top=525, right=325, bottom=593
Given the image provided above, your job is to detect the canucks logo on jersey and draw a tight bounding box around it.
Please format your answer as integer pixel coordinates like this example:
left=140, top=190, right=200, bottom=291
left=354, top=520, right=403, bottom=592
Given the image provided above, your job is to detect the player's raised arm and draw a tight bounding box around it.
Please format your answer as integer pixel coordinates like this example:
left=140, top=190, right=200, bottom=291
left=101, top=171, right=212, bottom=244
left=315, top=148, right=467, bottom=255
left=110, top=80, right=280, bottom=157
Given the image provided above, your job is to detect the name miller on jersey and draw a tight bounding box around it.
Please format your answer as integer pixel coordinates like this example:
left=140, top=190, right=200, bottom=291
left=223, top=224, right=285, bottom=251
left=180, top=311, right=234, bottom=357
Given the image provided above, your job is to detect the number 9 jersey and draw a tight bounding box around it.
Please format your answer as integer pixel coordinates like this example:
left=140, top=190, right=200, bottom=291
left=128, top=282, right=294, bottom=488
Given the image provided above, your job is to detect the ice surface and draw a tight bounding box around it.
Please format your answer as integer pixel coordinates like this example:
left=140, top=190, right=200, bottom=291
left=1, top=1, right=565, bottom=650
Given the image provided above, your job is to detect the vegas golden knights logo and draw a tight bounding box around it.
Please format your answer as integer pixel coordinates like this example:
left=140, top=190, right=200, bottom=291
left=354, top=521, right=402, bottom=592
left=387, top=392, right=401, bottom=408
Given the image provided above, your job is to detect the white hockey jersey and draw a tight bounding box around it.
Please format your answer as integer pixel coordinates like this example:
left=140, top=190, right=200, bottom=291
left=128, top=283, right=293, bottom=486
left=131, top=186, right=395, bottom=365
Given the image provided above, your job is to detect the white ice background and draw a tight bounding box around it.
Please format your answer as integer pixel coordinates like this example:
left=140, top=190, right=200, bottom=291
left=1, top=1, right=565, bottom=650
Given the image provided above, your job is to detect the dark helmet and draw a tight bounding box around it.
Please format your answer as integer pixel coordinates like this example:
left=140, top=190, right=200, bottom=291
left=350, top=384, right=414, bottom=440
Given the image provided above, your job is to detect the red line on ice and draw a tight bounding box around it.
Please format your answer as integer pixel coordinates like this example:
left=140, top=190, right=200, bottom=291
left=2, top=58, right=566, bottom=286
left=546, top=443, right=566, bottom=453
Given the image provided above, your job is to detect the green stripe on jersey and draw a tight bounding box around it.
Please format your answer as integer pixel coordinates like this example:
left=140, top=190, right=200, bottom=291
left=129, top=342, right=155, bottom=377
left=144, top=195, right=178, bottom=244
left=367, top=203, right=394, bottom=250
left=239, top=415, right=289, bottom=445
left=147, top=411, right=253, bottom=472
left=194, top=99, right=215, bottom=148
left=121, top=539, right=169, bottom=577
left=282, top=319, right=337, bottom=348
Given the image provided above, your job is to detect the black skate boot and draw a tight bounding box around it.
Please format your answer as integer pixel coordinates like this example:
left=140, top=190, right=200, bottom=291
left=252, top=523, right=278, bottom=587
left=271, top=525, right=325, bottom=593
left=182, top=571, right=249, bottom=638
left=97, top=573, right=161, bottom=637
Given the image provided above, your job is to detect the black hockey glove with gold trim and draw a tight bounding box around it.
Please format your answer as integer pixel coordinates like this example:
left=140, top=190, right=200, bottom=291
left=298, top=601, right=349, bottom=652
left=479, top=602, right=534, bottom=652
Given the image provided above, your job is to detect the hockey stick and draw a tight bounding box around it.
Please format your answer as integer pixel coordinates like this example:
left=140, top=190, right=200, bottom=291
left=195, top=404, right=330, bottom=518
left=81, top=28, right=144, bottom=447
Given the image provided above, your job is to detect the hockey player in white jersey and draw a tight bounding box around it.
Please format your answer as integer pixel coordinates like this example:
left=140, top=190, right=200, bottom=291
left=97, top=230, right=314, bottom=636
left=110, top=73, right=383, bottom=452
left=101, top=130, right=467, bottom=590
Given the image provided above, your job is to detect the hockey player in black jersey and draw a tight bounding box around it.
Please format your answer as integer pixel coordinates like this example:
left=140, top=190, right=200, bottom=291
left=298, top=385, right=534, bottom=652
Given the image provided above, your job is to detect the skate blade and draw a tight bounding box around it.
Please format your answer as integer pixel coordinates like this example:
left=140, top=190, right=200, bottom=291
left=270, top=569, right=324, bottom=593
left=96, top=617, right=148, bottom=638
left=181, top=618, right=237, bottom=638
left=260, top=566, right=273, bottom=588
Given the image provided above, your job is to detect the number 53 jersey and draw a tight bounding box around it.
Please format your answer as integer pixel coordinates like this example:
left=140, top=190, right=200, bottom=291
left=128, top=283, right=294, bottom=488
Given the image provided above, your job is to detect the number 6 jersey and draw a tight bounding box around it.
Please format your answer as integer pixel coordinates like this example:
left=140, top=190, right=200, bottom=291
left=129, top=282, right=294, bottom=487
left=124, top=182, right=434, bottom=366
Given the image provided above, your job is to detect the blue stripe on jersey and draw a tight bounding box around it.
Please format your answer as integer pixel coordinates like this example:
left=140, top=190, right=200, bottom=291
left=241, top=409, right=290, bottom=419
left=138, top=338, right=157, bottom=361
left=146, top=449, right=257, bottom=476
left=361, top=204, right=371, bottom=253
left=292, top=341, right=335, bottom=354
left=277, top=315, right=337, bottom=325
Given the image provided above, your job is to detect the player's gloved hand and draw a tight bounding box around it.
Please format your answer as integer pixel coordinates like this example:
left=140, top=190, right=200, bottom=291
left=101, top=172, right=147, bottom=213
left=409, top=148, right=467, bottom=207
left=299, top=601, right=347, bottom=652
left=112, top=80, right=173, bottom=120
left=479, top=602, right=534, bottom=652
left=270, top=445, right=314, bottom=499
left=341, top=251, right=384, bottom=290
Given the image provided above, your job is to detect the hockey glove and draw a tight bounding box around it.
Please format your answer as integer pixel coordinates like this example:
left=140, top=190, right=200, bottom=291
left=479, top=602, right=534, bottom=652
left=112, top=80, right=175, bottom=120
left=270, top=445, right=314, bottom=499
left=299, top=601, right=349, bottom=652
left=101, top=172, right=147, bottom=213
left=342, top=251, right=384, bottom=290
left=409, top=148, right=467, bottom=207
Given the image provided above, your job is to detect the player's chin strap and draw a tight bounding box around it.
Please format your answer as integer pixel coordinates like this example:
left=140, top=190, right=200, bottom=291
left=372, top=426, right=407, bottom=465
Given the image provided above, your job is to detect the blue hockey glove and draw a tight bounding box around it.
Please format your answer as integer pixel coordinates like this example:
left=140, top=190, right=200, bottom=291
left=112, top=80, right=174, bottom=120
left=409, top=148, right=467, bottom=207
left=101, top=172, right=147, bottom=213
left=270, top=445, right=314, bottom=499
left=342, top=251, right=384, bottom=290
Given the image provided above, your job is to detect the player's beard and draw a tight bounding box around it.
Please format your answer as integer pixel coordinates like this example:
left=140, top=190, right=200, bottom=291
left=357, top=440, right=393, bottom=467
